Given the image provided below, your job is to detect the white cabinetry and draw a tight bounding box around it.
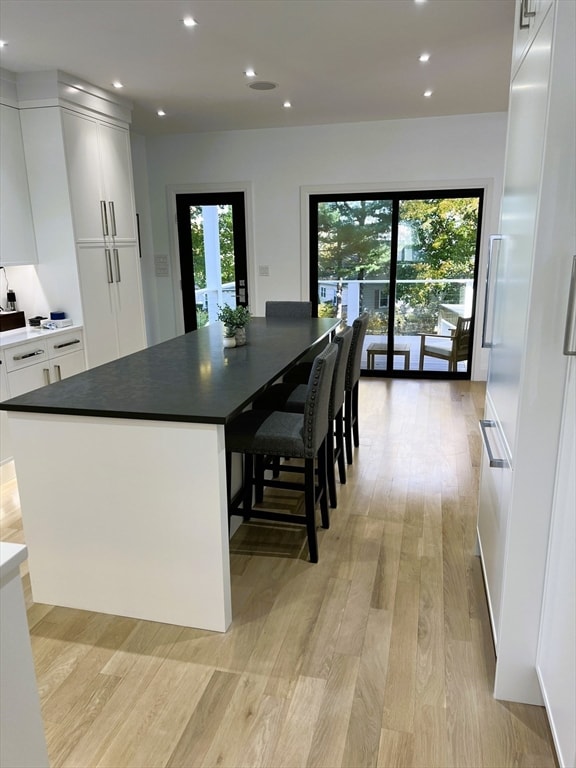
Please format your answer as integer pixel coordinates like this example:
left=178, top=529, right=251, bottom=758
left=62, top=109, right=137, bottom=243
left=512, top=0, right=554, bottom=76
left=0, top=103, right=37, bottom=266
left=17, top=71, right=146, bottom=368
left=477, top=0, right=575, bottom=721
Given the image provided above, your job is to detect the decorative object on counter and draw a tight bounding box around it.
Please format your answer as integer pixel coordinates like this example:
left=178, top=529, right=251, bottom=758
left=216, top=304, right=251, bottom=347
left=0, top=311, right=26, bottom=332
left=6, top=290, right=17, bottom=312
left=27, top=316, right=47, bottom=328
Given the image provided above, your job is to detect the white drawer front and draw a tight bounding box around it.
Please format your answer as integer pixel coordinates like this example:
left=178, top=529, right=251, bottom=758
left=47, top=331, right=84, bottom=359
left=4, top=341, right=49, bottom=372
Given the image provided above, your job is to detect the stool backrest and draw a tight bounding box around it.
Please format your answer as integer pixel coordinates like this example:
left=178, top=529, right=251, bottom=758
left=345, top=312, right=369, bottom=391
left=265, top=301, right=312, bottom=318
left=331, top=326, right=353, bottom=419
left=303, top=343, right=338, bottom=457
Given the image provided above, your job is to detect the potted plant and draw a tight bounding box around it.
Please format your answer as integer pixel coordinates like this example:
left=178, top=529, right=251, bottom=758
left=216, top=304, right=251, bottom=346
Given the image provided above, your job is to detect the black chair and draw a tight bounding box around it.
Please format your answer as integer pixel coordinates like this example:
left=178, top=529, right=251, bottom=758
left=344, top=312, right=369, bottom=464
left=225, top=343, right=338, bottom=563
left=265, top=301, right=312, bottom=318
left=284, top=313, right=369, bottom=466
left=252, top=325, right=353, bottom=509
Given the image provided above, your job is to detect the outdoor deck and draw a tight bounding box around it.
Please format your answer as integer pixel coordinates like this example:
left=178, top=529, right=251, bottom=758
left=360, top=334, right=468, bottom=373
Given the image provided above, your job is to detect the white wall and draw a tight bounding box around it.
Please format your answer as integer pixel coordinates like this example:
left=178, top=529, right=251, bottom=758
left=135, top=111, right=508, bottom=376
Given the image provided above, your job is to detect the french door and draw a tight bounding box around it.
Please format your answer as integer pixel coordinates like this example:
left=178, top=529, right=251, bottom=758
left=176, top=192, right=248, bottom=333
left=309, top=189, right=484, bottom=378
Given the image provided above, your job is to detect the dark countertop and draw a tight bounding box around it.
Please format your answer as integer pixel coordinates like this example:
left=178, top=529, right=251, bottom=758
left=0, top=318, right=339, bottom=424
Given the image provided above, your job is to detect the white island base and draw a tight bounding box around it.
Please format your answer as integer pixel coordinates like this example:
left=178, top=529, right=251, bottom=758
left=8, top=412, right=232, bottom=632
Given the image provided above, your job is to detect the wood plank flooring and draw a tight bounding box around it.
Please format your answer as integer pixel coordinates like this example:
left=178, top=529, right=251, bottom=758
left=0, top=379, right=558, bottom=768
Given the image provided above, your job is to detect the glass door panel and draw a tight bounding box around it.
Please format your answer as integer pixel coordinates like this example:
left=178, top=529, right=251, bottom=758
left=176, top=192, right=248, bottom=333
left=311, top=189, right=483, bottom=377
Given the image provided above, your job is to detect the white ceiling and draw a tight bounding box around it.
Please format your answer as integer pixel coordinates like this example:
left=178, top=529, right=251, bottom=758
left=0, top=0, right=515, bottom=137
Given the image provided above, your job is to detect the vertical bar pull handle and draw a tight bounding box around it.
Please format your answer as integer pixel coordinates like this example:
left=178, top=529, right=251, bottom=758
left=482, top=234, right=502, bottom=348
left=54, top=364, right=62, bottom=382
left=100, top=200, right=109, bottom=236
left=563, top=255, right=576, bottom=356
left=105, top=249, right=114, bottom=284
left=114, top=248, right=121, bottom=283
left=43, top=368, right=51, bottom=386
left=520, top=0, right=535, bottom=28
left=109, top=201, right=117, bottom=237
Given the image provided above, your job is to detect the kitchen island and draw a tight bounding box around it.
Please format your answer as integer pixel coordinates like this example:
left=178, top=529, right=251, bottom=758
left=1, top=318, right=339, bottom=632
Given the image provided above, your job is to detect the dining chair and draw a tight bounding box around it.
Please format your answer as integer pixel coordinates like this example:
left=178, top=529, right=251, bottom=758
left=343, top=312, right=369, bottom=465
left=265, top=301, right=312, bottom=318
left=251, top=325, right=353, bottom=509
left=225, top=343, right=337, bottom=563
left=418, top=316, right=471, bottom=372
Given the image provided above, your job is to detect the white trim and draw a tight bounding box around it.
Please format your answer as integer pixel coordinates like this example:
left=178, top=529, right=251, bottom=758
left=166, top=182, right=256, bottom=336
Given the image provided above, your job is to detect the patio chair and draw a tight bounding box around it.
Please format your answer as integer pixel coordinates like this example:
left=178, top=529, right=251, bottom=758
left=418, top=316, right=471, bottom=372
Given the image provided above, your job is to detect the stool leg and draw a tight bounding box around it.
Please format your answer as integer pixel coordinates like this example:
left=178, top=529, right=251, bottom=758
left=335, top=409, right=346, bottom=485
left=318, top=440, right=330, bottom=529
left=255, top=455, right=265, bottom=503
left=304, top=458, right=319, bottom=563
left=242, top=453, right=253, bottom=521
left=352, top=382, right=360, bottom=447
left=326, top=423, right=337, bottom=509
left=345, top=389, right=354, bottom=465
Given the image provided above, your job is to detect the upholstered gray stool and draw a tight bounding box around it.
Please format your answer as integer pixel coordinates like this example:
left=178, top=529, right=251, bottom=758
left=252, top=326, right=353, bottom=509
left=284, top=313, right=369, bottom=465
left=225, top=344, right=337, bottom=563
left=265, top=301, right=312, bottom=318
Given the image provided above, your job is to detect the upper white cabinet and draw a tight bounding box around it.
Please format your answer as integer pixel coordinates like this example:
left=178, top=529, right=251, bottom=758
left=511, top=0, right=554, bottom=76
left=0, top=104, right=38, bottom=266
left=16, top=70, right=147, bottom=368
left=62, top=110, right=137, bottom=244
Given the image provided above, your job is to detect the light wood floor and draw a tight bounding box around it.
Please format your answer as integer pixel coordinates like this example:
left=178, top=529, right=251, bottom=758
left=0, top=379, right=558, bottom=768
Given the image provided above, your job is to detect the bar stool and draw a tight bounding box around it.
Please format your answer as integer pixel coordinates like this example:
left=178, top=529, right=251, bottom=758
left=265, top=301, right=312, bottom=318
left=225, top=344, right=337, bottom=563
left=252, top=326, right=353, bottom=509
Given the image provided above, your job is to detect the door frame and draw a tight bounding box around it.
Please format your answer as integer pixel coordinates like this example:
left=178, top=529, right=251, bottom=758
left=300, top=178, right=496, bottom=380
left=167, top=182, right=255, bottom=337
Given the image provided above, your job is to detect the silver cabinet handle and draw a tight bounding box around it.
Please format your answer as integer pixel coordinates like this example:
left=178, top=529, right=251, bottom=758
left=109, top=201, right=117, bottom=237
left=100, top=200, right=109, bottom=236
left=520, top=0, right=535, bottom=28
left=13, top=349, right=45, bottom=361
left=114, top=248, right=121, bottom=282
left=105, top=248, right=114, bottom=284
left=482, top=234, right=502, bottom=348
left=53, top=339, right=81, bottom=350
left=43, top=368, right=51, bottom=386
left=479, top=420, right=509, bottom=468
left=54, top=364, right=62, bottom=382
left=563, top=255, right=576, bottom=356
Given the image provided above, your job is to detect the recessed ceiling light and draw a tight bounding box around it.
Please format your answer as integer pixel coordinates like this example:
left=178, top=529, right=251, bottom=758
left=424, top=90, right=433, bottom=98
left=182, top=16, right=197, bottom=27
left=414, top=0, right=427, bottom=4
left=283, top=101, right=292, bottom=108
left=244, top=68, right=256, bottom=78
left=112, top=81, right=124, bottom=89
left=0, top=40, right=7, bottom=48
left=419, top=53, right=430, bottom=63
left=157, top=109, right=166, bottom=117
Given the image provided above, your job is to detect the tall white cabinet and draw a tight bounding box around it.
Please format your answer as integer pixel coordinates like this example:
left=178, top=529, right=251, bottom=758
left=16, top=70, right=146, bottom=368
left=477, top=0, right=576, bottom=755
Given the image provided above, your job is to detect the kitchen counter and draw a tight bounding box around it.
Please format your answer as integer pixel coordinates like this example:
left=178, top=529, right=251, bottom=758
left=1, top=318, right=335, bottom=424
left=0, top=322, right=83, bottom=350
left=2, top=318, right=339, bottom=632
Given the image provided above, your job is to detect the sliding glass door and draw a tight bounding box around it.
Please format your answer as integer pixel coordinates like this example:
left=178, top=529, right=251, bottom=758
left=310, top=189, right=483, bottom=377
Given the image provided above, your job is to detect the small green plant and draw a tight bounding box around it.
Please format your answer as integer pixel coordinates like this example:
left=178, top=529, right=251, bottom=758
left=216, top=304, right=251, bottom=333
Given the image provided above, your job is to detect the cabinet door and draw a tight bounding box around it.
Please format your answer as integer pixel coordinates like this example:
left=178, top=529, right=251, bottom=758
left=111, top=245, right=147, bottom=358
left=50, top=349, right=86, bottom=382
left=7, top=364, right=49, bottom=398
left=62, top=110, right=106, bottom=243
left=77, top=245, right=119, bottom=368
left=512, top=0, right=554, bottom=77
left=98, top=122, right=137, bottom=242
left=0, top=105, right=38, bottom=265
